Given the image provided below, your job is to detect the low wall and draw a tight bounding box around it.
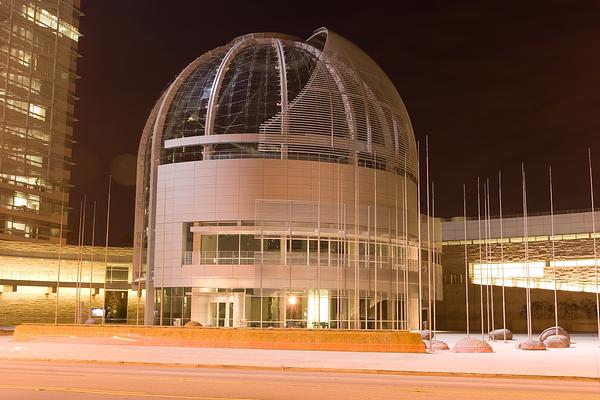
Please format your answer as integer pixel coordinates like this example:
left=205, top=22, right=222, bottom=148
left=13, top=324, right=426, bottom=353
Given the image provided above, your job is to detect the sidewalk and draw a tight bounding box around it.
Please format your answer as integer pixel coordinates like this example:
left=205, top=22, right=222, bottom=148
left=0, top=332, right=599, bottom=380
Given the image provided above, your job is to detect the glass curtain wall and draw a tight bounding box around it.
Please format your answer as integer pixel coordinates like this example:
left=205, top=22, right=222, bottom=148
left=167, top=201, right=441, bottom=330
left=0, top=0, right=80, bottom=242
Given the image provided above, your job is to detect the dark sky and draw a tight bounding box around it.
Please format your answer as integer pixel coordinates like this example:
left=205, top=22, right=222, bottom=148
left=70, top=0, right=600, bottom=246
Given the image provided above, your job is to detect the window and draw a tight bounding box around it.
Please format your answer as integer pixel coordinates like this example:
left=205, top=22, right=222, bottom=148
left=264, top=238, right=281, bottom=251
left=218, top=234, right=239, bottom=252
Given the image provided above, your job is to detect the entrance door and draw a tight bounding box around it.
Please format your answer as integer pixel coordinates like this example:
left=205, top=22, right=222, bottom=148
left=210, top=302, right=233, bottom=327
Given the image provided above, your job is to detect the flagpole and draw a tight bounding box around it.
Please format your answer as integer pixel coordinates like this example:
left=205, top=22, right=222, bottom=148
left=498, top=171, right=508, bottom=341
left=486, top=179, right=495, bottom=338
left=87, top=201, right=97, bottom=322
left=416, top=141, right=422, bottom=331
left=425, top=136, right=432, bottom=342
left=522, top=163, right=532, bottom=341
left=549, top=166, right=559, bottom=336
left=477, top=178, right=484, bottom=341
left=587, top=149, right=600, bottom=345
left=432, top=181, right=437, bottom=341
left=103, top=176, right=112, bottom=324
left=463, top=184, right=470, bottom=338
left=75, top=196, right=86, bottom=324
left=54, top=190, right=65, bottom=324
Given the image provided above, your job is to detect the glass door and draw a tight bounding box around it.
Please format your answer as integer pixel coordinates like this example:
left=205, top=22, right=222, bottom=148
left=210, top=302, right=233, bottom=327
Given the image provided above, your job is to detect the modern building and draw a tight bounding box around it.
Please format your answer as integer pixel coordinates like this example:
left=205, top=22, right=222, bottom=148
left=0, top=240, right=140, bottom=325
left=134, top=28, right=442, bottom=329
left=0, top=0, right=81, bottom=243
left=439, top=210, right=600, bottom=333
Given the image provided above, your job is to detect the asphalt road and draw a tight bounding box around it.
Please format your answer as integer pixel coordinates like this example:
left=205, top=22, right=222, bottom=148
left=0, top=361, right=598, bottom=400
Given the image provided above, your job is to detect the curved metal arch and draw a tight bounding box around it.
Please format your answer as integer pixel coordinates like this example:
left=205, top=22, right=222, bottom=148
left=204, top=41, right=246, bottom=136
left=132, top=94, right=163, bottom=286
left=134, top=46, right=229, bottom=324
left=361, top=81, right=394, bottom=150
left=274, top=38, right=289, bottom=157
left=274, top=39, right=289, bottom=119
left=264, top=37, right=359, bottom=143
left=320, top=29, right=417, bottom=177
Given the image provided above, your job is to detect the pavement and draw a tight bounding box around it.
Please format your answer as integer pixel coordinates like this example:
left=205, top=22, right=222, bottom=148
left=0, top=332, right=599, bottom=381
left=2, top=362, right=600, bottom=400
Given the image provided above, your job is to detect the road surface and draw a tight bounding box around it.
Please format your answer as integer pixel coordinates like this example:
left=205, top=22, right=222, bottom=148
left=0, top=361, right=598, bottom=399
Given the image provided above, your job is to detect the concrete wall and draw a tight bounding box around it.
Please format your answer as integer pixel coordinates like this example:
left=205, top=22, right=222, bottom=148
left=153, top=158, right=418, bottom=291
left=439, top=240, right=600, bottom=333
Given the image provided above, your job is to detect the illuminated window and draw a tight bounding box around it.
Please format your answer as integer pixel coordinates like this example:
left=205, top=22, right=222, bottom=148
left=9, top=48, right=31, bottom=66
left=22, top=4, right=80, bottom=42
left=472, top=262, right=545, bottom=285
left=29, top=104, right=46, bottom=120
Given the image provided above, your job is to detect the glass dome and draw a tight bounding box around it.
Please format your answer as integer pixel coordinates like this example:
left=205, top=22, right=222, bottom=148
left=150, top=29, right=417, bottom=179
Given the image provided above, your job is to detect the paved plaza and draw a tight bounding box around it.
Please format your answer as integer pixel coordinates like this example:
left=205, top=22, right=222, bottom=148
left=0, top=332, right=598, bottom=380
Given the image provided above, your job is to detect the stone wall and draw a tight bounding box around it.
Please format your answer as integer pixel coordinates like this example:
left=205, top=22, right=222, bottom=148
left=0, top=289, right=144, bottom=325
left=438, top=238, right=600, bottom=333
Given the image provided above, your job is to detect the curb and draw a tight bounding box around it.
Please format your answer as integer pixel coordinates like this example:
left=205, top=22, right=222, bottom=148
left=1, top=357, right=598, bottom=383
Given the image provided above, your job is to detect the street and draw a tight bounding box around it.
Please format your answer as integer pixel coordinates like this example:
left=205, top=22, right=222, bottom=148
left=0, top=361, right=598, bottom=400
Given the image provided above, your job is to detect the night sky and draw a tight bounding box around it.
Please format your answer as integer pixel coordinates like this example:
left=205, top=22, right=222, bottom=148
left=70, top=0, right=600, bottom=246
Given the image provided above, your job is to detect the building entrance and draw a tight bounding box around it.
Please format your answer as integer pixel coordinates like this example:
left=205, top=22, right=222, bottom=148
left=210, top=301, right=233, bottom=327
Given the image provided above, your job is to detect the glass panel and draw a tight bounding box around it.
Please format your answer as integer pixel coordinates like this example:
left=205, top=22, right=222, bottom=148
left=264, top=238, right=281, bottom=251
left=218, top=302, right=226, bottom=327
left=240, top=234, right=260, bottom=251
left=283, top=43, right=318, bottom=104
left=210, top=303, right=218, bottom=326
left=213, top=44, right=280, bottom=134
left=218, top=234, right=239, bottom=252
left=291, top=239, right=306, bottom=252
left=201, top=234, right=217, bottom=252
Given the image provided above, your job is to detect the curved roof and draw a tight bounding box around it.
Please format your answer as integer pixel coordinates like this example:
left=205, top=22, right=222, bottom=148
left=141, top=28, right=417, bottom=178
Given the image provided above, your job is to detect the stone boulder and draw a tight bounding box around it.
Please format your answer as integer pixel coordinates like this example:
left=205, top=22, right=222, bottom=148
left=543, top=334, right=570, bottom=348
left=184, top=321, right=203, bottom=328
left=453, top=337, right=494, bottom=353
left=430, top=340, right=449, bottom=350
left=518, top=339, right=546, bottom=350
left=84, top=318, right=96, bottom=325
left=420, top=330, right=433, bottom=340
left=489, top=328, right=513, bottom=340
left=539, top=326, right=569, bottom=343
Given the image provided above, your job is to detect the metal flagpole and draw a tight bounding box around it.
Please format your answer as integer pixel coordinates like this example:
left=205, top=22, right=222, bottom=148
left=522, top=163, right=532, bottom=341
left=374, top=153, right=379, bottom=330
left=425, top=136, right=432, bottom=342
left=549, top=166, right=559, bottom=337
left=336, top=161, right=341, bottom=329
left=160, top=176, right=167, bottom=326
left=403, top=151, right=409, bottom=330
left=482, top=182, right=490, bottom=335
left=104, top=177, right=112, bottom=325
left=354, top=156, right=360, bottom=329
left=416, top=142, right=423, bottom=331
left=395, top=183, right=399, bottom=330
left=432, top=182, right=437, bottom=341
left=75, top=196, right=86, bottom=324
left=317, top=160, right=321, bottom=327
left=74, top=199, right=82, bottom=323
left=87, top=201, right=97, bottom=322
left=498, top=171, right=507, bottom=341
left=477, top=178, right=485, bottom=341
left=463, top=184, right=470, bottom=337
left=487, top=179, right=495, bottom=338
left=587, top=149, right=600, bottom=345
left=54, top=190, right=65, bottom=325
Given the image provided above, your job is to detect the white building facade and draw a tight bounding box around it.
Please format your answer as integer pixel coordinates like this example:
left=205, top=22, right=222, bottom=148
left=134, top=28, right=431, bottom=329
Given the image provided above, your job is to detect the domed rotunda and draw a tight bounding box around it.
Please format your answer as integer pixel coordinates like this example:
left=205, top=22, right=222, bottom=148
left=134, top=28, right=423, bottom=329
